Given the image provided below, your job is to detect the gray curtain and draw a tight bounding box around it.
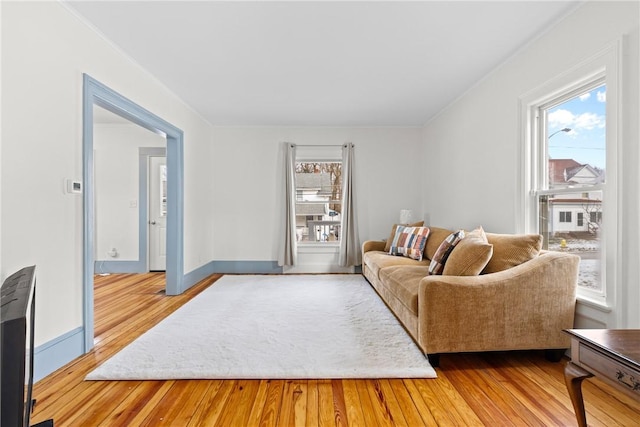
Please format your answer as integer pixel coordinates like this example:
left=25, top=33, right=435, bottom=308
left=278, top=143, right=297, bottom=266
left=339, top=143, right=361, bottom=267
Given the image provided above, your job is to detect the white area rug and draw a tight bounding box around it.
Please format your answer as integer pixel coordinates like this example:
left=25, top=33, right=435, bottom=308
left=86, top=274, right=436, bottom=380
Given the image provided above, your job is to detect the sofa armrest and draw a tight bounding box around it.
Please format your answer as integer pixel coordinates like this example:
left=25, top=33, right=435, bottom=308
left=362, top=240, right=386, bottom=254
left=417, top=251, right=580, bottom=354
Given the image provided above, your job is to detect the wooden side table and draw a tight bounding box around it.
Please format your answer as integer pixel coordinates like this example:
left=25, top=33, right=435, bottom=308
left=564, top=329, right=640, bottom=427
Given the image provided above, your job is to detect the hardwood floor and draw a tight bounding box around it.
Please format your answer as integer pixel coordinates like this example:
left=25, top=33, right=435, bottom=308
left=32, top=273, right=639, bottom=426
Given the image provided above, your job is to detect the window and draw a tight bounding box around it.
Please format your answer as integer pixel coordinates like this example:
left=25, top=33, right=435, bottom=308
left=294, top=161, right=342, bottom=243
left=521, top=42, right=619, bottom=305
left=559, top=211, right=572, bottom=223
left=590, top=211, right=602, bottom=223
left=534, top=82, right=606, bottom=294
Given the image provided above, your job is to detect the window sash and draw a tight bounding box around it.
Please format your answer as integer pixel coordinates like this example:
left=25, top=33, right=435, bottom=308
left=294, top=160, right=342, bottom=244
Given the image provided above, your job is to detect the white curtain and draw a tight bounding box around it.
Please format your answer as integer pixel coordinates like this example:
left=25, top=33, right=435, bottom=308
left=278, top=143, right=297, bottom=266
left=339, top=143, right=361, bottom=267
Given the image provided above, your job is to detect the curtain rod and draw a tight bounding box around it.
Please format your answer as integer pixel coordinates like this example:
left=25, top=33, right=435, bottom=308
left=290, top=143, right=354, bottom=147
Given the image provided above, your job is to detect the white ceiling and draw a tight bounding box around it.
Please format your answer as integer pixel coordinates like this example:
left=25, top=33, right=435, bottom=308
left=66, top=1, right=580, bottom=127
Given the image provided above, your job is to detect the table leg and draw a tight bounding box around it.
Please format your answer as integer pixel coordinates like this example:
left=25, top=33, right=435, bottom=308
left=564, top=362, right=594, bottom=427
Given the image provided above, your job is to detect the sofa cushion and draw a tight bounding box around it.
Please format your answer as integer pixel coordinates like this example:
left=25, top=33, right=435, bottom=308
left=424, top=226, right=455, bottom=260
left=379, top=266, right=429, bottom=316
left=384, top=221, right=424, bottom=252
left=443, top=227, right=493, bottom=276
left=389, top=226, right=430, bottom=261
left=428, top=230, right=465, bottom=275
left=482, top=232, right=543, bottom=273
left=363, top=251, right=429, bottom=278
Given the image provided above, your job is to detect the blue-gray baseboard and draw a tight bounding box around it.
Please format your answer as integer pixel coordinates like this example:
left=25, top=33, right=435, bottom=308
left=34, top=326, right=84, bottom=382
left=212, top=260, right=283, bottom=274
left=94, top=260, right=146, bottom=274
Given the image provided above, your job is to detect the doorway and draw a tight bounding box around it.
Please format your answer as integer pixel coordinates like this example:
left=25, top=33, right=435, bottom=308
left=148, top=155, right=167, bottom=271
left=83, top=74, right=185, bottom=352
left=137, top=147, right=168, bottom=272
left=94, top=109, right=167, bottom=274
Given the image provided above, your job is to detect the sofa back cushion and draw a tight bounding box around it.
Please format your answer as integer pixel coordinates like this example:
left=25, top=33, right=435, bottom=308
left=443, top=227, right=493, bottom=276
left=482, top=233, right=543, bottom=273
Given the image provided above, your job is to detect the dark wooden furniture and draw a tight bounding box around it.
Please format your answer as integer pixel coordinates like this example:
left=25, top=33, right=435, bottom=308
left=564, top=329, right=640, bottom=427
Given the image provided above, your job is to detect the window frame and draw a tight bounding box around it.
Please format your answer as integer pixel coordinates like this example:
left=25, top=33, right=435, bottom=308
left=518, top=40, right=621, bottom=308
left=294, top=146, right=343, bottom=248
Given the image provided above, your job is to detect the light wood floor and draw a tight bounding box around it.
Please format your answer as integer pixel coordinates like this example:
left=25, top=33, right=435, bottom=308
left=32, top=273, right=639, bottom=426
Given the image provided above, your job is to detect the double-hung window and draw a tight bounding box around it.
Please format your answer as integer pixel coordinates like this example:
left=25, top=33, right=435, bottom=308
left=521, top=42, right=619, bottom=304
left=294, top=147, right=342, bottom=244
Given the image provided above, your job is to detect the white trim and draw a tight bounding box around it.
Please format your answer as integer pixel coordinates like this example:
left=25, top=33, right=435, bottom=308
left=297, top=243, right=341, bottom=252
left=576, top=295, right=612, bottom=313
left=295, top=145, right=343, bottom=162
left=518, top=39, right=622, bottom=316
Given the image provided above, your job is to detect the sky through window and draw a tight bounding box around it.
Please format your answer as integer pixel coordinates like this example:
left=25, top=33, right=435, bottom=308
left=547, top=85, right=606, bottom=170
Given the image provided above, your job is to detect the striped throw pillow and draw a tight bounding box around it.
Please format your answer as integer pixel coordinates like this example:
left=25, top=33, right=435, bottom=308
left=389, top=226, right=430, bottom=261
left=428, top=230, right=465, bottom=275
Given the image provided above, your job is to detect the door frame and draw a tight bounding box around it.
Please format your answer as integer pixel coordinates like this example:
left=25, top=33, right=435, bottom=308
left=83, top=74, right=184, bottom=352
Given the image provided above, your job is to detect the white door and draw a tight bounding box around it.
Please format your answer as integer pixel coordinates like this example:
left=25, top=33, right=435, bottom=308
left=149, top=156, right=167, bottom=271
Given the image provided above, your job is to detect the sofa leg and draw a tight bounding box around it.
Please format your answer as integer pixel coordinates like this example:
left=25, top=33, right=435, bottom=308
left=545, top=349, right=566, bottom=362
left=426, top=353, right=440, bottom=367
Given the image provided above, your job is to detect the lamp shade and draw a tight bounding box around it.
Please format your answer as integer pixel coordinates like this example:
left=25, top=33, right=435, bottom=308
left=399, top=209, right=413, bottom=225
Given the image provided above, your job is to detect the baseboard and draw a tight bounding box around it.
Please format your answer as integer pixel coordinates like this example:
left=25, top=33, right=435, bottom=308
left=183, top=260, right=282, bottom=290
left=182, top=261, right=216, bottom=291
left=283, top=264, right=355, bottom=274
left=212, top=260, right=283, bottom=274
left=33, top=326, right=84, bottom=383
left=94, top=260, right=146, bottom=274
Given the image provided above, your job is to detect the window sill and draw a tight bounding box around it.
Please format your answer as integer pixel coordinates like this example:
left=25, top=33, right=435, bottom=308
left=297, top=242, right=340, bottom=253
left=576, top=294, right=612, bottom=313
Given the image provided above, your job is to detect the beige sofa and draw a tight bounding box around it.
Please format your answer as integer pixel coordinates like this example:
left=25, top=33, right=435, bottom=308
left=362, top=226, right=580, bottom=366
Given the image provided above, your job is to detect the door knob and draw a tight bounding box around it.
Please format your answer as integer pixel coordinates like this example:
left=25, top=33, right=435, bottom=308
left=149, top=220, right=156, bottom=225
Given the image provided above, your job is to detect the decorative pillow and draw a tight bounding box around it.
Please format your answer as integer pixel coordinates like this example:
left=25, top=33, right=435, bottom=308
left=384, top=221, right=424, bottom=252
left=443, top=227, right=493, bottom=276
left=424, top=226, right=455, bottom=260
left=428, top=230, right=465, bottom=275
left=482, top=232, right=543, bottom=274
left=389, top=226, right=430, bottom=261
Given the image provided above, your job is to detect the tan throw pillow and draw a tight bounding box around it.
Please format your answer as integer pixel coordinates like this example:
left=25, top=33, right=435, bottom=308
left=482, top=232, right=543, bottom=274
left=384, top=221, right=424, bottom=252
left=443, top=227, right=493, bottom=276
left=428, top=230, right=465, bottom=275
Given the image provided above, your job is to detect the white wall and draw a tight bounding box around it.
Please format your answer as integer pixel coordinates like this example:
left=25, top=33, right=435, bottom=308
left=94, top=123, right=166, bottom=261
left=211, top=127, right=424, bottom=263
left=421, top=1, right=640, bottom=327
left=1, top=1, right=214, bottom=347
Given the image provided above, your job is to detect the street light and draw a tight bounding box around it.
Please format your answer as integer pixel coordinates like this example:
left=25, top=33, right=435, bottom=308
left=548, top=127, right=572, bottom=138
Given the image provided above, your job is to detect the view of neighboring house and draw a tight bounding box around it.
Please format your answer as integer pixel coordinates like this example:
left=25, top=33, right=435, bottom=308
left=548, top=159, right=603, bottom=235
left=295, top=171, right=342, bottom=242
